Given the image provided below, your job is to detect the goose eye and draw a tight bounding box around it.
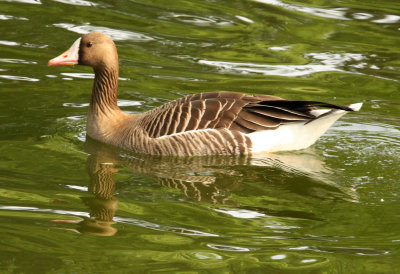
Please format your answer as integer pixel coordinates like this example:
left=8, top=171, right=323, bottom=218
left=87, top=42, right=93, bottom=48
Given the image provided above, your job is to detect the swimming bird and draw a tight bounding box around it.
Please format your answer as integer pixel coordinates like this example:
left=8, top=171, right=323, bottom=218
left=49, top=32, right=362, bottom=156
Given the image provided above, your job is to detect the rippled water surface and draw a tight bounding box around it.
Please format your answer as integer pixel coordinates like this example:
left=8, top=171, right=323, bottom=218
left=1, top=0, right=400, bottom=272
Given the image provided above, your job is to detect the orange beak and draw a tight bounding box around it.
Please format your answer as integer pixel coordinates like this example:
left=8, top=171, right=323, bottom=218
left=48, top=37, right=81, bottom=66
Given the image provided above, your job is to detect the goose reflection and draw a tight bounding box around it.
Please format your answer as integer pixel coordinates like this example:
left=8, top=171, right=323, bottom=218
left=84, top=137, right=248, bottom=205
left=52, top=147, right=119, bottom=236
left=79, top=157, right=119, bottom=236
left=84, top=137, right=345, bottom=206
left=54, top=137, right=357, bottom=236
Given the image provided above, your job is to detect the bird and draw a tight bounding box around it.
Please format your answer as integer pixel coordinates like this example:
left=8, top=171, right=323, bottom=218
left=48, top=32, right=362, bottom=156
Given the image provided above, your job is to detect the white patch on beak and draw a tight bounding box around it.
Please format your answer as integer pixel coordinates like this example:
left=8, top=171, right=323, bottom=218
left=48, top=37, right=81, bottom=66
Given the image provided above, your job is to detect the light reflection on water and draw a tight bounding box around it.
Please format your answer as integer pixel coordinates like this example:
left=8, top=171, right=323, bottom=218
left=0, top=205, right=90, bottom=218
left=63, top=99, right=141, bottom=108
left=53, top=23, right=154, bottom=42
left=372, top=15, right=400, bottom=24
left=161, top=13, right=234, bottom=26
left=0, top=58, right=37, bottom=64
left=3, top=0, right=41, bottom=4
left=235, top=15, right=254, bottom=24
left=254, top=0, right=400, bottom=25
left=0, top=40, right=47, bottom=48
left=0, top=40, right=20, bottom=46
left=327, top=121, right=400, bottom=154
left=56, top=72, right=130, bottom=81
left=0, top=74, right=39, bottom=81
left=53, top=0, right=99, bottom=7
left=213, top=208, right=267, bottom=219
left=0, top=14, right=28, bottom=20
left=207, top=244, right=252, bottom=252
left=0, top=205, right=219, bottom=237
left=198, top=52, right=366, bottom=77
left=254, top=0, right=349, bottom=20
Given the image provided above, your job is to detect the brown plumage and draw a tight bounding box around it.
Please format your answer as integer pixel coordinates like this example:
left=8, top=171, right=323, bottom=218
left=49, top=32, right=361, bottom=156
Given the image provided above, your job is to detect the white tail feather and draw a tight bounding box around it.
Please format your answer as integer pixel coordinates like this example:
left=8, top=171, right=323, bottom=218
left=348, top=102, right=363, bottom=111
left=248, top=102, right=363, bottom=153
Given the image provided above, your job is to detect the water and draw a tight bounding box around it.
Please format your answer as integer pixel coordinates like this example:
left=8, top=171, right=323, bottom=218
left=1, top=0, right=400, bottom=272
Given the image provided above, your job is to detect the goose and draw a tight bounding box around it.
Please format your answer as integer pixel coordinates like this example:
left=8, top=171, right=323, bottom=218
left=49, top=32, right=362, bottom=156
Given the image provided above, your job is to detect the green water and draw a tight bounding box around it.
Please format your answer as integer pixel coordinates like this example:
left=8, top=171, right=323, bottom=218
left=1, top=0, right=400, bottom=272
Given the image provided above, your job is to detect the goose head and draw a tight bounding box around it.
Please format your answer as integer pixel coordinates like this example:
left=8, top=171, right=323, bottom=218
left=48, top=32, right=118, bottom=71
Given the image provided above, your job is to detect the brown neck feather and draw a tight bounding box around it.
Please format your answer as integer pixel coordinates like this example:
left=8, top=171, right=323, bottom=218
left=90, top=65, right=120, bottom=115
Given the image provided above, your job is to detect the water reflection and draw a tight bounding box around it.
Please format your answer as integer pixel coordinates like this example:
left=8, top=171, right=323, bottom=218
left=84, top=138, right=247, bottom=205
left=49, top=135, right=360, bottom=236
left=53, top=148, right=119, bottom=236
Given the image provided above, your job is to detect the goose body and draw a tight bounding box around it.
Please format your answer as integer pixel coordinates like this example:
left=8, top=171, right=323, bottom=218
left=49, top=32, right=362, bottom=156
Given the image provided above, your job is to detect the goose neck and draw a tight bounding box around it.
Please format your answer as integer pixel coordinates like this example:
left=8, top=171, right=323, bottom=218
left=90, top=66, right=120, bottom=115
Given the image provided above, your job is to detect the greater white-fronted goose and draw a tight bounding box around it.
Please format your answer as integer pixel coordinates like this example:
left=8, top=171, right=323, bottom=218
left=49, top=32, right=362, bottom=156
